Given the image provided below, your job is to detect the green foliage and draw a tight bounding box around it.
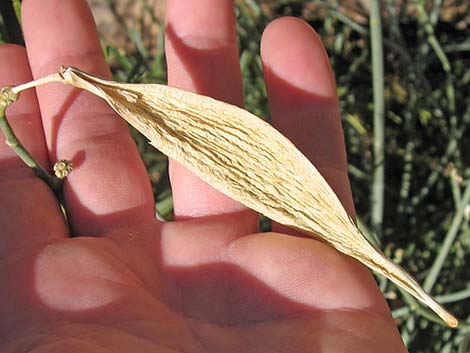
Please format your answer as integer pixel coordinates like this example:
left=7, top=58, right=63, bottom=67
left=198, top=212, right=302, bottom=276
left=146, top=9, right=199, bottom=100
left=2, top=0, right=469, bottom=351
left=0, top=0, right=23, bottom=45
left=0, top=16, right=7, bottom=44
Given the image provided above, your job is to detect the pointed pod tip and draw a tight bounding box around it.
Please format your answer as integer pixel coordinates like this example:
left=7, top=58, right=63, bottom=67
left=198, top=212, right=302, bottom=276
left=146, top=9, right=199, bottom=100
left=447, top=315, right=459, bottom=328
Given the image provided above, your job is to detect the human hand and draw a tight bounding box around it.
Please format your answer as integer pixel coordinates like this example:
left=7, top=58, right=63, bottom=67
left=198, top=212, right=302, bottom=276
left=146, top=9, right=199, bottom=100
left=0, top=0, right=408, bottom=352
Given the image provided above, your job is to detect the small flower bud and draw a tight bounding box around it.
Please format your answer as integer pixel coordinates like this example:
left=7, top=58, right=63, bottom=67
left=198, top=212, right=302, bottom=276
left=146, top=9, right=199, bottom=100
left=53, top=159, right=73, bottom=179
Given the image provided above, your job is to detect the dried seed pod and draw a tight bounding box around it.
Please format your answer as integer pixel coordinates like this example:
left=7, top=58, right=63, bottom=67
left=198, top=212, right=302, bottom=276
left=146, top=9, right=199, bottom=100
left=11, top=66, right=459, bottom=327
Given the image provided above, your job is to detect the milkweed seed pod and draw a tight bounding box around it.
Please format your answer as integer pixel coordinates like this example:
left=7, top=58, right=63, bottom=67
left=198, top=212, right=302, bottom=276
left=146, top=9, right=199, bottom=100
left=9, top=66, right=458, bottom=327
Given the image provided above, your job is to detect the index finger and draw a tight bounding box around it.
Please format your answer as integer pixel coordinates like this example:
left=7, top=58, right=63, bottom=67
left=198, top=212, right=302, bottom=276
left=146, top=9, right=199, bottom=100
left=22, top=0, right=155, bottom=235
left=0, top=45, right=68, bottom=257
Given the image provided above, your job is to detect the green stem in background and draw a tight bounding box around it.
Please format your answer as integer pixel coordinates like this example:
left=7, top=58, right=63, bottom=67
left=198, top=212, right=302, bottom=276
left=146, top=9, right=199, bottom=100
left=0, top=0, right=24, bottom=46
left=314, top=0, right=424, bottom=85
left=397, top=141, right=414, bottom=215
left=369, top=0, right=385, bottom=241
left=411, top=138, right=459, bottom=206
left=437, top=287, right=470, bottom=304
left=12, top=0, right=22, bottom=26
left=429, top=0, right=443, bottom=26
left=423, top=182, right=470, bottom=292
left=444, top=42, right=470, bottom=53
left=393, top=287, right=470, bottom=319
left=416, top=0, right=456, bottom=125
left=401, top=180, right=470, bottom=331
left=450, top=169, right=463, bottom=212
left=407, top=25, right=467, bottom=207
left=459, top=334, right=470, bottom=353
left=399, top=288, right=470, bottom=332
left=0, top=86, right=63, bottom=198
left=399, top=288, right=453, bottom=327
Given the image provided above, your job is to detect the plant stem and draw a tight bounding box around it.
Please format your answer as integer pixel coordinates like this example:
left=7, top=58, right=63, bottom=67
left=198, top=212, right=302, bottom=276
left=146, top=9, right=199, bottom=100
left=314, top=0, right=419, bottom=76
left=416, top=0, right=457, bottom=126
left=450, top=170, right=463, bottom=212
left=423, top=182, right=470, bottom=292
left=398, top=141, right=414, bottom=215
left=393, top=286, right=470, bottom=318
left=11, top=73, right=63, bottom=95
left=411, top=138, right=459, bottom=206
left=399, top=288, right=450, bottom=327
left=0, top=87, right=63, bottom=198
left=437, top=287, right=470, bottom=304
left=369, top=0, right=385, bottom=240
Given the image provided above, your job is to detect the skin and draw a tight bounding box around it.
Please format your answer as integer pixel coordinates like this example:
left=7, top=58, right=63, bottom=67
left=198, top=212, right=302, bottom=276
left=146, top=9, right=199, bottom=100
left=0, top=0, right=408, bottom=352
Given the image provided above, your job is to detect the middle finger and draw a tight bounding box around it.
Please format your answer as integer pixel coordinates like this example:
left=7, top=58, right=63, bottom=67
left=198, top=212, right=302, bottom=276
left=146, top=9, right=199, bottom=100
left=165, top=0, right=258, bottom=232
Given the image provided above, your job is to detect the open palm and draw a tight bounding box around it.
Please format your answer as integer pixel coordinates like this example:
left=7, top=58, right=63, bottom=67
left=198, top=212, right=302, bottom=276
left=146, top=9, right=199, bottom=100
left=0, top=1, right=407, bottom=352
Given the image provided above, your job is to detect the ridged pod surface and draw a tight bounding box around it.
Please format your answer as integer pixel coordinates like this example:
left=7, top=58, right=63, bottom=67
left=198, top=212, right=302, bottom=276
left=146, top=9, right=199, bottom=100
left=10, top=66, right=458, bottom=328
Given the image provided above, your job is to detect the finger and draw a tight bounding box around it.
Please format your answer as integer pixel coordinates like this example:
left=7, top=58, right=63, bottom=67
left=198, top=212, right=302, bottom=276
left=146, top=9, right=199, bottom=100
left=0, top=44, right=67, bottom=256
left=165, top=0, right=258, bottom=229
left=261, top=17, right=355, bottom=237
left=22, top=0, right=155, bottom=235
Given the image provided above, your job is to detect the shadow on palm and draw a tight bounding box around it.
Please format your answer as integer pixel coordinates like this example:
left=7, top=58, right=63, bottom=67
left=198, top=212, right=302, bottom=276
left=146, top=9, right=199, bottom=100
left=1, top=216, right=401, bottom=352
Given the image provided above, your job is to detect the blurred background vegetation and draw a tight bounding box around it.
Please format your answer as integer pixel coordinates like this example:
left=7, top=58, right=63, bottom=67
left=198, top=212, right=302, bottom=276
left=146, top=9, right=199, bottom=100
left=0, top=0, right=469, bottom=351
